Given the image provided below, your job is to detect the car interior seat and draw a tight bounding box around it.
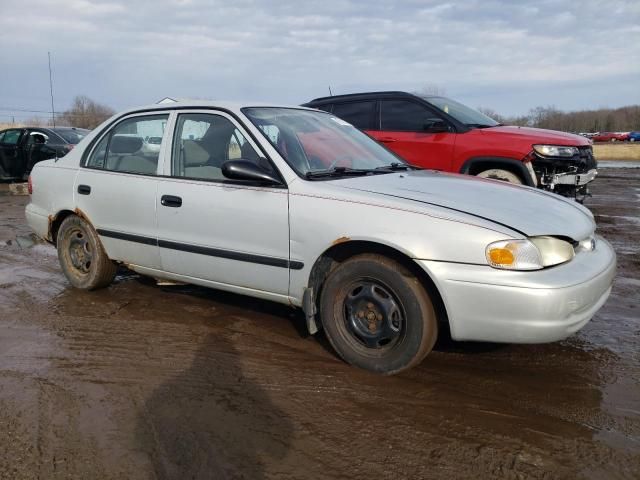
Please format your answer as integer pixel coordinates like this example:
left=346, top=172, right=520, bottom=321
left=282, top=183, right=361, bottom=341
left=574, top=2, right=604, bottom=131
left=106, top=136, right=157, bottom=174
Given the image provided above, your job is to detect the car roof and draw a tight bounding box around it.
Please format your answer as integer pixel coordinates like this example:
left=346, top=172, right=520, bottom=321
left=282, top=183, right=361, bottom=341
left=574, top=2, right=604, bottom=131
left=50, top=127, right=90, bottom=132
left=117, top=100, right=317, bottom=117
left=303, top=91, right=432, bottom=106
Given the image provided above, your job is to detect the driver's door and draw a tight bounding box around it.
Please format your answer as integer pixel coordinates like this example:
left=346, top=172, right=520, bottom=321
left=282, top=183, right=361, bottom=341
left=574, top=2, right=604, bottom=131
left=369, top=99, right=456, bottom=171
left=155, top=110, right=291, bottom=296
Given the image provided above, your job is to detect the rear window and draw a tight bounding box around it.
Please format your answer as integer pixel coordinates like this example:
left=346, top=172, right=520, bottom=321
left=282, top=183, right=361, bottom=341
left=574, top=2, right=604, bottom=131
left=55, top=129, right=89, bottom=144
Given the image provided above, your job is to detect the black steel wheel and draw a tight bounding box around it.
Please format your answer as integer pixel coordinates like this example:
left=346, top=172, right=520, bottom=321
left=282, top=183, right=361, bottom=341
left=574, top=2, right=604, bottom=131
left=320, top=254, right=438, bottom=375
left=57, top=215, right=117, bottom=290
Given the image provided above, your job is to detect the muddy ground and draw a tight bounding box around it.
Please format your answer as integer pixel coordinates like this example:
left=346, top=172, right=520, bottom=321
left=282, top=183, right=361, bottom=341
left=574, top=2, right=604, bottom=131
left=0, top=169, right=638, bottom=480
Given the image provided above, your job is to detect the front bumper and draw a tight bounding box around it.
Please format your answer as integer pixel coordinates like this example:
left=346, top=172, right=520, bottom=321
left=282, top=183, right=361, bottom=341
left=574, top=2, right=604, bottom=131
left=548, top=168, right=597, bottom=187
left=417, top=235, right=616, bottom=343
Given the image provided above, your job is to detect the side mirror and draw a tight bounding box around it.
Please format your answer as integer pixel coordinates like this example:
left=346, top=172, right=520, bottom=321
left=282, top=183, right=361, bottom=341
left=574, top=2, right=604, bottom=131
left=423, top=118, right=449, bottom=133
left=222, top=159, right=281, bottom=185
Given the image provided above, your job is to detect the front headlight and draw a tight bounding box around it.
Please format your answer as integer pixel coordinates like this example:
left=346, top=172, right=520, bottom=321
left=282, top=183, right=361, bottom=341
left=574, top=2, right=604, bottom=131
left=533, top=145, right=579, bottom=157
left=486, top=236, right=574, bottom=270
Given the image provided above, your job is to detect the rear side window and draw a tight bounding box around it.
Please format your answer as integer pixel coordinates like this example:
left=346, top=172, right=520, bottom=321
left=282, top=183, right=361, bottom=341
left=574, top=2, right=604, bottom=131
left=331, top=101, right=376, bottom=130
left=381, top=99, right=442, bottom=132
left=86, top=115, right=168, bottom=175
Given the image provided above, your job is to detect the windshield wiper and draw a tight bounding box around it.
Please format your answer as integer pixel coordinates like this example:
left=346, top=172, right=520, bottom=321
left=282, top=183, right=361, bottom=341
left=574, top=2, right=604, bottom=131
left=305, top=167, right=379, bottom=179
left=466, top=123, right=497, bottom=129
left=374, top=162, right=420, bottom=171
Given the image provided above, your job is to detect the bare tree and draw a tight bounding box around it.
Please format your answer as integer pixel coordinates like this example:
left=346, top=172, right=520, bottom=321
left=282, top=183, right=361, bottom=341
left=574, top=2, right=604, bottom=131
left=58, top=95, right=115, bottom=129
left=476, top=107, right=506, bottom=124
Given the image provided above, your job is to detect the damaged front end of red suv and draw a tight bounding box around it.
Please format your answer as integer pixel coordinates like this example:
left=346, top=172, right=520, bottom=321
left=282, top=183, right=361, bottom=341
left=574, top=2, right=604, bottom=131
left=529, top=144, right=597, bottom=203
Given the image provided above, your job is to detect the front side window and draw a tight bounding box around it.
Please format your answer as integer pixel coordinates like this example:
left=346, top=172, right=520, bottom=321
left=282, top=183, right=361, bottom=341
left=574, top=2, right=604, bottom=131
left=243, top=107, right=405, bottom=177
left=381, top=100, right=444, bottom=132
left=1, top=129, right=22, bottom=145
left=86, top=115, right=168, bottom=174
left=172, top=113, right=270, bottom=181
left=425, top=96, right=499, bottom=127
left=331, top=101, right=376, bottom=130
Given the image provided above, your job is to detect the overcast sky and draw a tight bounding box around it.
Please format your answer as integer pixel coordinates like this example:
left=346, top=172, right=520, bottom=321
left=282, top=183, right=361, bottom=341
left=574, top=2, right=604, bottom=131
left=1, top=0, right=639, bottom=123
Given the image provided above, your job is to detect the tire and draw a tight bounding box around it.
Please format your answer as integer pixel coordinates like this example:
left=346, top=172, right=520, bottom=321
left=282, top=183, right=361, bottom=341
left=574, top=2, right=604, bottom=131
left=476, top=168, right=523, bottom=185
left=319, top=254, right=438, bottom=375
left=57, top=215, right=117, bottom=290
left=630, top=138, right=636, bottom=142
left=610, top=138, right=616, bottom=142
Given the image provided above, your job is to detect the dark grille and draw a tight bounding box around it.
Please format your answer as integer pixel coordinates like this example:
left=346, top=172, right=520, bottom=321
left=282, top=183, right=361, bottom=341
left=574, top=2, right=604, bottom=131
left=577, top=146, right=597, bottom=171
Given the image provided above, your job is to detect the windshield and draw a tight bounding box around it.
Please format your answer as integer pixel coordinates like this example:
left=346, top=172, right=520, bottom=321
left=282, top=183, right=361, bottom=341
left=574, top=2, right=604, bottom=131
left=425, top=96, right=499, bottom=127
left=242, top=107, right=407, bottom=178
left=54, top=128, right=90, bottom=144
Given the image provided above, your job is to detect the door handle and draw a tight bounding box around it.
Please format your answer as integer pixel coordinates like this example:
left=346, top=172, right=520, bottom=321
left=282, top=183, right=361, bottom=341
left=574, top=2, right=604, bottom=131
left=77, top=184, right=91, bottom=195
left=161, top=195, right=182, bottom=208
left=379, top=137, right=397, bottom=143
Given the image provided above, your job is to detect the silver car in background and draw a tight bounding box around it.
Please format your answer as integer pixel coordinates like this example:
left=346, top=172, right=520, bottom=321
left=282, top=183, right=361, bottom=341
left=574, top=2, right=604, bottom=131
left=25, top=101, right=616, bottom=374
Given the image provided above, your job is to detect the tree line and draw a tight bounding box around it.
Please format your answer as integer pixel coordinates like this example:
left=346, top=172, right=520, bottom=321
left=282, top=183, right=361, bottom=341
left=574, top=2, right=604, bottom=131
left=477, top=104, right=640, bottom=133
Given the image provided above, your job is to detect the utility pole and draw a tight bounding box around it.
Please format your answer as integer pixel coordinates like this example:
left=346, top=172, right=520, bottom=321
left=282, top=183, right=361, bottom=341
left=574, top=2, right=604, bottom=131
left=48, top=52, right=56, bottom=127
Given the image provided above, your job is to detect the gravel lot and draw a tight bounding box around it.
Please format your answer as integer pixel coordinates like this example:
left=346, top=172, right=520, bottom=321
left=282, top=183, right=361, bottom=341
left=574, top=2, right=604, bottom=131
left=0, top=168, right=638, bottom=479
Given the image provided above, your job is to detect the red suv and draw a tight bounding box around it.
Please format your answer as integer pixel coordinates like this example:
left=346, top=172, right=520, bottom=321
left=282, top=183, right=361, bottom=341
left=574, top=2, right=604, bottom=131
left=303, top=92, right=597, bottom=201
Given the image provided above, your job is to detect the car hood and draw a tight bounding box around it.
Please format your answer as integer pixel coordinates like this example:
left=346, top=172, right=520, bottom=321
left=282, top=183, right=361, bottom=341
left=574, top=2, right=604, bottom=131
left=334, top=170, right=595, bottom=239
left=482, top=125, right=591, bottom=146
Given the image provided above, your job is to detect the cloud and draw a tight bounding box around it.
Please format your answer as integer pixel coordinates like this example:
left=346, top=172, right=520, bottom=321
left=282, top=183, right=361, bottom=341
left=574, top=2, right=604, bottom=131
left=0, top=0, right=638, bottom=119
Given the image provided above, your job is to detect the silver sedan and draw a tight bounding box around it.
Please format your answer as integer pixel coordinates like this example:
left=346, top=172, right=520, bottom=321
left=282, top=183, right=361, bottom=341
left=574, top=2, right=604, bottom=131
left=25, top=101, right=616, bottom=374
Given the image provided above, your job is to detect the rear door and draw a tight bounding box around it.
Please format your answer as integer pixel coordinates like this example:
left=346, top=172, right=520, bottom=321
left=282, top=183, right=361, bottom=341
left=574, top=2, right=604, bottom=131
left=371, top=99, right=456, bottom=171
left=24, top=130, right=62, bottom=174
left=74, top=112, right=171, bottom=269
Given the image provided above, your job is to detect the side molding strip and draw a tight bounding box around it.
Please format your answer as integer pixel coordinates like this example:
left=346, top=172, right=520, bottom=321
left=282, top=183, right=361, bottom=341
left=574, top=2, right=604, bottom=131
left=96, top=229, right=303, bottom=270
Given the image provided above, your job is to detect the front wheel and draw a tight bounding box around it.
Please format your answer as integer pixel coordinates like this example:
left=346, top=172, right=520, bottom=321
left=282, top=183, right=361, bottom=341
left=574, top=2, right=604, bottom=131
left=319, top=254, right=438, bottom=375
left=57, top=215, right=117, bottom=290
left=476, top=168, right=523, bottom=184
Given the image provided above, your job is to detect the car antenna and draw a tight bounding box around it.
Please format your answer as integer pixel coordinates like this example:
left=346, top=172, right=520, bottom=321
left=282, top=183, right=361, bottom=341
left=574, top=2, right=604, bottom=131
left=328, top=85, right=333, bottom=96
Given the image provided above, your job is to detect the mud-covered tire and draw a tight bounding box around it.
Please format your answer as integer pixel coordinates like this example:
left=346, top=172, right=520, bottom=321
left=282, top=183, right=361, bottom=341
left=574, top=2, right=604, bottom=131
left=57, top=215, right=117, bottom=290
left=319, top=254, right=438, bottom=375
left=476, top=168, right=523, bottom=185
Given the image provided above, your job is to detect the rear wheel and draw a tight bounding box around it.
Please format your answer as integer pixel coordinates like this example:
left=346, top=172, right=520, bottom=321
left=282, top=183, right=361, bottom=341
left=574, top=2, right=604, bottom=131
left=319, top=254, right=438, bottom=375
left=476, top=168, right=522, bottom=184
left=57, top=215, right=117, bottom=290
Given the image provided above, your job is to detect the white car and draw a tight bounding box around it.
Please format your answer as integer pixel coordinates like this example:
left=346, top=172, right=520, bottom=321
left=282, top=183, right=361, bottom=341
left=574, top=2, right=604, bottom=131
left=25, top=101, right=616, bottom=374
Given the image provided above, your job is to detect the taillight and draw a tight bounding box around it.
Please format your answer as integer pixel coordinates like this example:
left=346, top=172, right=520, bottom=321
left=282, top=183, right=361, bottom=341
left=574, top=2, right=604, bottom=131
left=28, top=175, right=33, bottom=195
